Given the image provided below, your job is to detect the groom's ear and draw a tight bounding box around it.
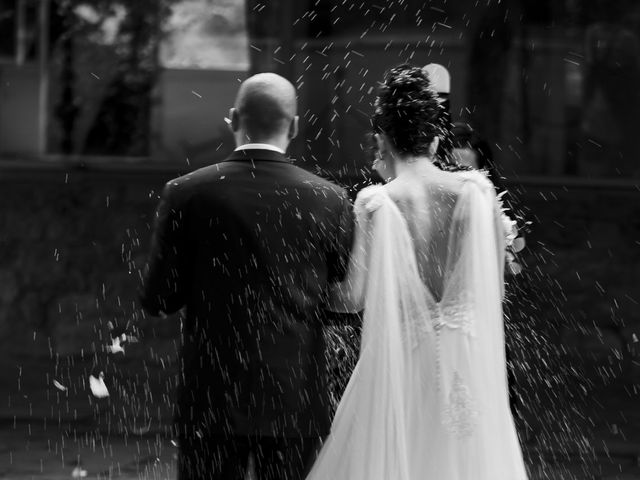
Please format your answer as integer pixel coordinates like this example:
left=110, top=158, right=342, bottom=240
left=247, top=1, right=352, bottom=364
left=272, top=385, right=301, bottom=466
left=429, top=136, right=440, bottom=158
left=288, top=115, right=299, bottom=140
left=374, top=133, right=386, bottom=154
left=228, top=108, right=239, bottom=133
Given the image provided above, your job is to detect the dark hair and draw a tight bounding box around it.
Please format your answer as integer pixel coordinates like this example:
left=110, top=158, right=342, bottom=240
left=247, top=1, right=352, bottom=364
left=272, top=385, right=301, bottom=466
left=373, top=64, right=442, bottom=156
left=450, top=122, right=504, bottom=191
left=451, top=122, right=494, bottom=170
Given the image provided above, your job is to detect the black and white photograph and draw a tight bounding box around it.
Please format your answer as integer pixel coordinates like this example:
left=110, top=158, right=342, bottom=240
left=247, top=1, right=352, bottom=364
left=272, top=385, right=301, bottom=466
left=0, top=1, right=639, bottom=479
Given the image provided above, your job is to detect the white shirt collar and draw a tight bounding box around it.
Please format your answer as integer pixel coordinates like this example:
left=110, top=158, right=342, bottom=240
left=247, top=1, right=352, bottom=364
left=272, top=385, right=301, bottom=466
left=234, top=143, right=285, bottom=154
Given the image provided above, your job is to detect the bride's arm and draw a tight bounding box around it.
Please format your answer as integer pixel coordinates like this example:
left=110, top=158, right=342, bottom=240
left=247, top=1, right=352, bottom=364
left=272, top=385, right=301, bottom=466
left=325, top=187, right=378, bottom=313
left=326, top=222, right=368, bottom=312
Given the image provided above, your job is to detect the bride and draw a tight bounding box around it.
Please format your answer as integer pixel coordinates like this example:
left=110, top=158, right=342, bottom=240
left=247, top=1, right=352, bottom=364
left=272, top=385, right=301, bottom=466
left=307, top=65, right=528, bottom=479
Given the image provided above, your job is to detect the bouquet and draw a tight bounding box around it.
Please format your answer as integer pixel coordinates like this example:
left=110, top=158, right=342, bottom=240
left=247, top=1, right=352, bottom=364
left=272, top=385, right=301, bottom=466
left=497, top=190, right=526, bottom=275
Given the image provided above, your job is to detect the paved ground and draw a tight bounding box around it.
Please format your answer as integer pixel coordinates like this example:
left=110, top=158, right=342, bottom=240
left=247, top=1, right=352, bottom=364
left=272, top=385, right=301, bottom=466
left=1, top=340, right=639, bottom=480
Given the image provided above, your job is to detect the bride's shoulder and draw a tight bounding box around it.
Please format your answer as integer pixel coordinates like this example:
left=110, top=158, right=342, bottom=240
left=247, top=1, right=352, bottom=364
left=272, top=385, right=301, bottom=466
left=355, top=184, right=385, bottom=201
left=453, top=169, right=495, bottom=194
left=354, top=184, right=387, bottom=214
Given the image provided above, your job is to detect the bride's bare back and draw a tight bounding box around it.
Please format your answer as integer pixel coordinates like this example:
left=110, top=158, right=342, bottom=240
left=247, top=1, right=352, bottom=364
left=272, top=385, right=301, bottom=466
left=384, top=161, right=466, bottom=302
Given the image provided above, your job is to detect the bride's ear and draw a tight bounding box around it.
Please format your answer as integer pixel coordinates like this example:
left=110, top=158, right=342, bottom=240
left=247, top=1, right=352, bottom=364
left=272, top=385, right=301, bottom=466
left=429, top=136, right=440, bottom=158
left=375, top=133, right=389, bottom=156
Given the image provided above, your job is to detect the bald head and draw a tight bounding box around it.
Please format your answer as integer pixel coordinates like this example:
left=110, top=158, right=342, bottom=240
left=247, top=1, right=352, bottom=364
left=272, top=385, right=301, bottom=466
left=231, top=73, right=298, bottom=145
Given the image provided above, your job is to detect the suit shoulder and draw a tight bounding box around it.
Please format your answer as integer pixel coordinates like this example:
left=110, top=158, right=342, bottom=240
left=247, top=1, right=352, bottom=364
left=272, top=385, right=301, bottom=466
left=289, top=165, right=350, bottom=199
left=162, top=164, right=231, bottom=197
left=168, top=164, right=228, bottom=185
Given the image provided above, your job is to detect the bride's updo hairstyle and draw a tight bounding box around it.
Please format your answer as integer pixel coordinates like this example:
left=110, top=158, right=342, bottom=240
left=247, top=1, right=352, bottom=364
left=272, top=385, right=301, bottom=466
left=373, top=64, right=442, bottom=157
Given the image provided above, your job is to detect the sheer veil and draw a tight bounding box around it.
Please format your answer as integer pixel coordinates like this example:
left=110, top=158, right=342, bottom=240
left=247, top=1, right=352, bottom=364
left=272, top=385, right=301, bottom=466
left=309, top=171, right=527, bottom=480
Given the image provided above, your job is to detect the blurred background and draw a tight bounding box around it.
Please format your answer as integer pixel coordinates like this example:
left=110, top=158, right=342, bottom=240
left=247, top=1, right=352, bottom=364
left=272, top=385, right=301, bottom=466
left=0, top=0, right=639, bottom=478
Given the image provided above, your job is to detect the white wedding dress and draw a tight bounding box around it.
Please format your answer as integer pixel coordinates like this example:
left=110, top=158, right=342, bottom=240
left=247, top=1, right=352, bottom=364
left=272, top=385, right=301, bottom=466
left=307, top=162, right=528, bottom=480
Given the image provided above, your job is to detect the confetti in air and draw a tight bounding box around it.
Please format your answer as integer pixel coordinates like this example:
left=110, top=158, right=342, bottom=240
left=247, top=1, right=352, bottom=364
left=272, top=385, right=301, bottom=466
left=2, top=2, right=637, bottom=479
left=53, top=380, right=68, bottom=391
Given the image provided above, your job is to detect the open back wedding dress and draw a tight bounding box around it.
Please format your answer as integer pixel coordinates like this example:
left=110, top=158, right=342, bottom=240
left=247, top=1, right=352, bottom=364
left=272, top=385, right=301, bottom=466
left=307, top=162, right=528, bottom=479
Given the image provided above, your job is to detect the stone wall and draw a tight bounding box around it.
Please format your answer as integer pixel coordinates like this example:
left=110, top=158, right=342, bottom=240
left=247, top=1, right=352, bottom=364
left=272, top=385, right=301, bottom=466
left=509, top=180, right=640, bottom=363
left=0, top=165, right=185, bottom=430
left=1, top=166, right=638, bottom=359
left=0, top=167, right=174, bottom=356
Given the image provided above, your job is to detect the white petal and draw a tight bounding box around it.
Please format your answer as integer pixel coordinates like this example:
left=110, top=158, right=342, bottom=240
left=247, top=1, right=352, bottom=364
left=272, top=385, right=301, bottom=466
left=71, top=466, right=88, bottom=478
left=508, top=262, right=523, bottom=275
left=107, top=337, right=125, bottom=354
left=89, top=374, right=109, bottom=398
left=512, top=237, right=526, bottom=253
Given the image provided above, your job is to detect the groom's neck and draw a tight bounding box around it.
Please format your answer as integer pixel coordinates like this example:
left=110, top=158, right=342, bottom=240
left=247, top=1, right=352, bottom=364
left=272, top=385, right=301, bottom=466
left=235, top=131, right=289, bottom=152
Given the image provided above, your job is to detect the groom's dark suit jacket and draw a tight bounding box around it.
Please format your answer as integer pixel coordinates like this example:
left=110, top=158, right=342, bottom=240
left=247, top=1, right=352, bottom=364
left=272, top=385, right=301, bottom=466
left=140, top=148, right=354, bottom=439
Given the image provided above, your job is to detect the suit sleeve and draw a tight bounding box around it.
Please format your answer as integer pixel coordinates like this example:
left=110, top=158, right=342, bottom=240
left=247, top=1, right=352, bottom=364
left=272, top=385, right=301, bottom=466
left=139, top=182, right=187, bottom=316
left=326, top=191, right=355, bottom=284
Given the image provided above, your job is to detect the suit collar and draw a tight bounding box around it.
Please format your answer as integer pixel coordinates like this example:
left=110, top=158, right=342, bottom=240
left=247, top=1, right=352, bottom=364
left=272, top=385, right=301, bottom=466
left=234, top=143, right=285, bottom=154
left=225, top=148, right=291, bottom=164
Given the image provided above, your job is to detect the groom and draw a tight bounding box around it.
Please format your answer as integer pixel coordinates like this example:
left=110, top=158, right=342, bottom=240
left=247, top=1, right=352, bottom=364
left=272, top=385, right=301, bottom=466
left=140, top=73, right=355, bottom=479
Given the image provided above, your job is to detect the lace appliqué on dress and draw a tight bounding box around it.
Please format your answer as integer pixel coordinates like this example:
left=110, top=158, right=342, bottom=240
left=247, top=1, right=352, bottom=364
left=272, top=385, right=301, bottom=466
left=431, top=292, right=474, bottom=336
left=442, top=372, right=479, bottom=438
left=409, top=294, right=474, bottom=350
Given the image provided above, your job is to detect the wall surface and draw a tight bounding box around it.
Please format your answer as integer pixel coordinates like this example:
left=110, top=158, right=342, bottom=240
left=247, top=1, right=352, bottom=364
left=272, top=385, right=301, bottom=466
left=0, top=167, right=175, bottom=355
left=0, top=65, right=43, bottom=156
left=151, top=69, right=246, bottom=164
left=0, top=167, right=638, bottom=357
